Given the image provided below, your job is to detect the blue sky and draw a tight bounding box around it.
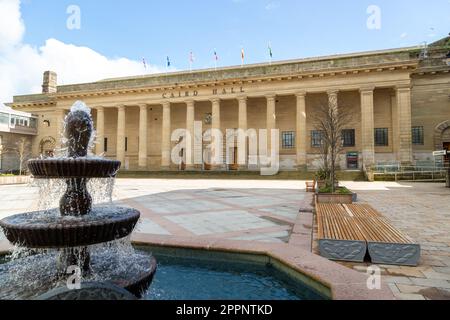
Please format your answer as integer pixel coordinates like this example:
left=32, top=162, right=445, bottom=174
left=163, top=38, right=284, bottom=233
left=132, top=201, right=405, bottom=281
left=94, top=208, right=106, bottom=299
left=20, top=0, right=450, bottom=70
left=0, top=0, right=448, bottom=103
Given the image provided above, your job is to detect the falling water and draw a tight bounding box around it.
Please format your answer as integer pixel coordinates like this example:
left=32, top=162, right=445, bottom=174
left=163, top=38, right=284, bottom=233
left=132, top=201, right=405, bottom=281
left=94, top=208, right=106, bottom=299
left=0, top=100, right=154, bottom=300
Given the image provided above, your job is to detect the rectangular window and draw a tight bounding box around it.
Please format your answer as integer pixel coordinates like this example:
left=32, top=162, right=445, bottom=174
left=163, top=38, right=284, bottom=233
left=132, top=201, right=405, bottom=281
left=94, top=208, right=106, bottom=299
left=412, top=126, right=424, bottom=145
left=342, top=129, right=355, bottom=147
left=374, top=128, right=389, bottom=147
left=282, top=131, right=295, bottom=149
left=104, top=138, right=108, bottom=153
left=311, top=130, right=324, bottom=148
left=125, top=137, right=128, bottom=152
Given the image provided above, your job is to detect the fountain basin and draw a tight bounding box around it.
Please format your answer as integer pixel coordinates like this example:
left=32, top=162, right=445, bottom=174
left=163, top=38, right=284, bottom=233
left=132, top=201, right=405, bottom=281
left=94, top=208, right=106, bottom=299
left=28, top=159, right=121, bottom=179
left=0, top=207, right=140, bottom=248
left=0, top=249, right=157, bottom=300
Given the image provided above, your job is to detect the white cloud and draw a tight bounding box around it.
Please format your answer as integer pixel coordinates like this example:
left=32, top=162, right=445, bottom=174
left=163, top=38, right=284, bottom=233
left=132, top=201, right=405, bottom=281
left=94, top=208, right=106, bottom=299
left=0, top=0, right=164, bottom=104
left=0, top=0, right=24, bottom=51
left=400, top=32, right=408, bottom=39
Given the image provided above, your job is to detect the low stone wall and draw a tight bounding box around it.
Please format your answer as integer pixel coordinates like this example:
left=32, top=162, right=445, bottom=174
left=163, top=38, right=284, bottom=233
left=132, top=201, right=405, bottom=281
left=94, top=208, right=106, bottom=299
left=0, top=176, right=31, bottom=185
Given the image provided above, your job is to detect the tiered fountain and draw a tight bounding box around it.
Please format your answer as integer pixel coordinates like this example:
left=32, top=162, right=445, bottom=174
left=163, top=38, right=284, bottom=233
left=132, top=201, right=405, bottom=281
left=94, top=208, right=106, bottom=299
left=0, top=102, right=157, bottom=300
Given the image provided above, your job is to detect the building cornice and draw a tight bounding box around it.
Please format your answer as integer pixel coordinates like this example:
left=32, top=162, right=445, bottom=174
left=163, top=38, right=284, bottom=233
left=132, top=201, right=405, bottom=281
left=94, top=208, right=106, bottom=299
left=11, top=46, right=422, bottom=107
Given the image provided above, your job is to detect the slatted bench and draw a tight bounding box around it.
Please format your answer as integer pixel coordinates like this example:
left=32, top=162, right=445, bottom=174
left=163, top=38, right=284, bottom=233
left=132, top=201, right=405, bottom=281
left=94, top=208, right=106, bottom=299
left=316, top=203, right=421, bottom=266
left=355, top=217, right=421, bottom=266
left=316, top=204, right=367, bottom=262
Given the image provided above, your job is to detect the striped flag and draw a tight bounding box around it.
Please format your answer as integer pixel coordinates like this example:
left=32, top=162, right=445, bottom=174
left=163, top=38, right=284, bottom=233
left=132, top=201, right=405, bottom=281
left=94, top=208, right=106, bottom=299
left=166, top=56, right=171, bottom=67
left=268, top=43, right=273, bottom=59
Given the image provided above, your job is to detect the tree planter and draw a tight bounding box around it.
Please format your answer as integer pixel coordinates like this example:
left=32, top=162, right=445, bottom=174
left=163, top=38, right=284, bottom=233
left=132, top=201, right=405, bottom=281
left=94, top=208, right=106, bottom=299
left=316, top=193, right=354, bottom=204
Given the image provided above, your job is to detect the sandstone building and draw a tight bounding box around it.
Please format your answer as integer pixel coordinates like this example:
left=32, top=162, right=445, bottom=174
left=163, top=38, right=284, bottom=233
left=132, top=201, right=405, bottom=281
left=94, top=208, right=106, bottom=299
left=7, top=37, right=450, bottom=172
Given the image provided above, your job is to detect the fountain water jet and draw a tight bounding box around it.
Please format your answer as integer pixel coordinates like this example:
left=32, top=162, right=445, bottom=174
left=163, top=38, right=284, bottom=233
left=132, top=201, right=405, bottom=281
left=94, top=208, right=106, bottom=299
left=0, top=101, right=157, bottom=300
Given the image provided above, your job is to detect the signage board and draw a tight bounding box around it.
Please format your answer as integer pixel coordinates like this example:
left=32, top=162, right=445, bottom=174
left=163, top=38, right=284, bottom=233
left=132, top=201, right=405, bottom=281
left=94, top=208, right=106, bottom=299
left=433, top=150, right=448, bottom=157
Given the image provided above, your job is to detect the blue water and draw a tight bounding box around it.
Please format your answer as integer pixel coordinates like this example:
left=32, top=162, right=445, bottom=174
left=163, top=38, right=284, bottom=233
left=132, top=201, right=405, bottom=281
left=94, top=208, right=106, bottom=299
left=144, top=254, right=325, bottom=300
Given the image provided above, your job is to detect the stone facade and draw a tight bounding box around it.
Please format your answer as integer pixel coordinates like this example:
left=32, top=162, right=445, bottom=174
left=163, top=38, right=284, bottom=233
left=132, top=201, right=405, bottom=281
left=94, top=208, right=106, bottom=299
left=8, top=37, right=450, bottom=172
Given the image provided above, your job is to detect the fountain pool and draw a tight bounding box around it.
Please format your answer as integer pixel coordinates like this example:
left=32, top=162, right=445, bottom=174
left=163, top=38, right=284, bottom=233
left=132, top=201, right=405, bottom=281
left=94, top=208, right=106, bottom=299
left=0, top=246, right=328, bottom=300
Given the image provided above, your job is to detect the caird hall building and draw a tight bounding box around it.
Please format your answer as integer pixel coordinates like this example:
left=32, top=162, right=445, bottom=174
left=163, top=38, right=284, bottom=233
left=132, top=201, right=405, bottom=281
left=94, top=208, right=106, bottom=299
left=7, top=37, right=450, bottom=172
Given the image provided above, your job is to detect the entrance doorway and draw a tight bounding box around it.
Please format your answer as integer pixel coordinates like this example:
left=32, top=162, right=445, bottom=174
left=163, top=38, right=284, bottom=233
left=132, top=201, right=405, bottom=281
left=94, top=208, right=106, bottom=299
left=229, top=147, right=239, bottom=171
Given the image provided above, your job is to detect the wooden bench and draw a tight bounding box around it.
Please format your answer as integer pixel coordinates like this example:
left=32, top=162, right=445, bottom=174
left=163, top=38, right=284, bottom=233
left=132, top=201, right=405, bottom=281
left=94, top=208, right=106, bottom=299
left=316, top=204, right=367, bottom=262
left=305, top=180, right=316, bottom=193
left=355, top=217, right=420, bottom=266
left=316, top=203, right=420, bottom=266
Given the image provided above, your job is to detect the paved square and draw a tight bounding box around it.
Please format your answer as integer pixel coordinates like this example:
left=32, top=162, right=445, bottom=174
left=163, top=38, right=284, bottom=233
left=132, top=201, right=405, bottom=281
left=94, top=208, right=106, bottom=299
left=1, top=178, right=450, bottom=300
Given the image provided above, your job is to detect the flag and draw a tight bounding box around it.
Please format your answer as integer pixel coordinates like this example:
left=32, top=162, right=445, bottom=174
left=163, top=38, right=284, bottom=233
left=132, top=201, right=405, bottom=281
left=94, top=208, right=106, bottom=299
left=241, top=48, right=245, bottom=64
left=189, top=51, right=194, bottom=64
left=166, top=56, right=171, bottom=67
left=214, top=50, right=219, bottom=61
left=268, top=43, right=273, bottom=59
left=142, top=58, right=147, bottom=70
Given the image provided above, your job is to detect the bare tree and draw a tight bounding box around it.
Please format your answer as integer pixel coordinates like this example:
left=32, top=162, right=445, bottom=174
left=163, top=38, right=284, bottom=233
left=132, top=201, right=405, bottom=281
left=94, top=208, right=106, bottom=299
left=312, top=95, right=353, bottom=193
left=3, top=137, right=32, bottom=175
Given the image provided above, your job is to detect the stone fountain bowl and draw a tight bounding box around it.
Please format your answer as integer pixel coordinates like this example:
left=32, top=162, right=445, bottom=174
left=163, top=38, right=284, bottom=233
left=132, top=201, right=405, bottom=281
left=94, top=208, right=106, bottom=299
left=28, top=159, right=121, bottom=179
left=0, top=206, right=140, bottom=248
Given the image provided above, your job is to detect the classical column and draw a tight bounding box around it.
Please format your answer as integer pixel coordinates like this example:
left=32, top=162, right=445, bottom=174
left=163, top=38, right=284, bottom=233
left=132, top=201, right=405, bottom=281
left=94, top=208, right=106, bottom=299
left=96, top=107, right=105, bottom=156
left=296, top=91, right=307, bottom=169
left=360, top=87, right=375, bottom=167
left=211, top=98, right=222, bottom=168
left=138, top=104, right=148, bottom=168
left=161, top=101, right=171, bottom=168
left=116, top=105, right=126, bottom=164
left=266, top=95, right=276, bottom=153
left=396, top=85, right=413, bottom=164
left=237, top=96, right=248, bottom=168
left=186, top=100, right=195, bottom=169
left=391, top=92, right=400, bottom=160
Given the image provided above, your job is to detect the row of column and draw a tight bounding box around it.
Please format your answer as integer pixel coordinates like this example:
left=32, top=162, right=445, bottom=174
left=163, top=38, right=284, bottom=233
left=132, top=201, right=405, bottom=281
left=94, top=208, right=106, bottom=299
left=90, top=85, right=412, bottom=169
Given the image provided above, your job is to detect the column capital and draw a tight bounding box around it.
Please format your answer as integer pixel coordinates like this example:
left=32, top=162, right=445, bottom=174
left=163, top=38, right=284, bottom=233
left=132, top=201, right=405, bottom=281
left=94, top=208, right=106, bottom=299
left=295, top=90, right=307, bottom=98
left=360, top=86, right=375, bottom=93
left=138, top=103, right=148, bottom=109
left=395, top=84, right=411, bottom=91
left=186, top=100, right=195, bottom=107
left=265, top=94, right=276, bottom=101
left=95, top=106, right=105, bottom=111
left=210, top=98, right=221, bottom=104
left=117, top=104, right=126, bottom=111
left=162, top=101, right=171, bottom=108
left=327, top=89, right=339, bottom=96
left=237, top=95, right=247, bottom=103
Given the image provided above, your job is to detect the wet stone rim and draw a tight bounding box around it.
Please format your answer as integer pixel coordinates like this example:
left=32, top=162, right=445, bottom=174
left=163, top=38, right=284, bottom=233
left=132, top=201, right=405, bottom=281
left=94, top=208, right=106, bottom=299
left=0, top=208, right=141, bottom=248
left=28, top=159, right=121, bottom=179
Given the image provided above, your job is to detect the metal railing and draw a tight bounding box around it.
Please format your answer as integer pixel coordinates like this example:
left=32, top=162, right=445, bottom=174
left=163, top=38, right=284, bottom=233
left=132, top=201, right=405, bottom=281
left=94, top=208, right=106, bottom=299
left=366, top=163, right=449, bottom=182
